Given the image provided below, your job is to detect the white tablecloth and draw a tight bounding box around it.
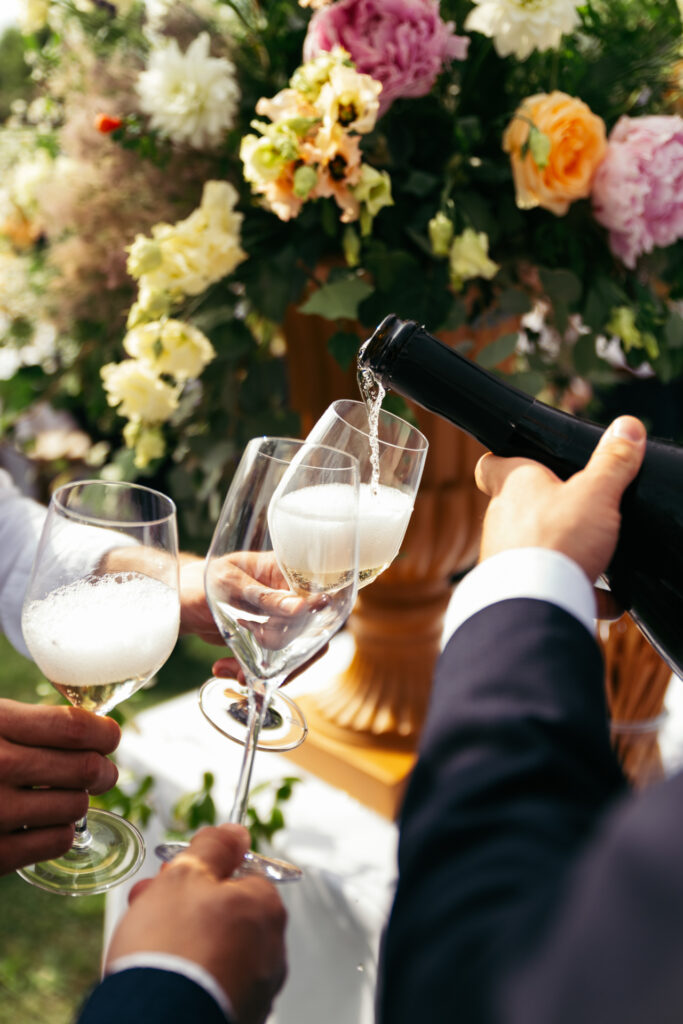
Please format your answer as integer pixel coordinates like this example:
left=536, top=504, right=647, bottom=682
left=104, top=632, right=399, bottom=1024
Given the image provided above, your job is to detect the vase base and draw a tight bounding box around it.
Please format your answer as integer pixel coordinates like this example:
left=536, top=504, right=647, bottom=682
left=282, top=695, right=415, bottom=819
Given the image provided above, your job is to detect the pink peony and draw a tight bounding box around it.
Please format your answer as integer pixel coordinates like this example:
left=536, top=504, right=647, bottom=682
left=591, top=115, right=683, bottom=269
left=303, top=0, right=469, bottom=116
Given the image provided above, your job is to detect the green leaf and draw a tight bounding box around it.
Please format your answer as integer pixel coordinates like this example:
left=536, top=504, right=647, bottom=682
left=664, top=311, right=683, bottom=349
left=441, top=298, right=468, bottom=330
left=326, top=330, right=362, bottom=371
left=539, top=267, right=582, bottom=307
left=298, top=276, right=375, bottom=320
left=476, top=332, right=519, bottom=368
left=498, top=288, right=533, bottom=316
left=402, top=170, right=440, bottom=197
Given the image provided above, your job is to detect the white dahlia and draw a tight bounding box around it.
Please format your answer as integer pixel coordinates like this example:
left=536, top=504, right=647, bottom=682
left=136, top=32, right=240, bottom=150
left=464, top=0, right=581, bottom=60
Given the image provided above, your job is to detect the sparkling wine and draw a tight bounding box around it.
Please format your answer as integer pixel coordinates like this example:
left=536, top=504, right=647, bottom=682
left=269, top=482, right=413, bottom=595
left=358, top=313, right=683, bottom=680
left=22, top=571, right=180, bottom=714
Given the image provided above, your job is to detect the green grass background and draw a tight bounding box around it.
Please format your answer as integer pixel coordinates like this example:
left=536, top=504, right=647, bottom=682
left=0, top=632, right=218, bottom=1024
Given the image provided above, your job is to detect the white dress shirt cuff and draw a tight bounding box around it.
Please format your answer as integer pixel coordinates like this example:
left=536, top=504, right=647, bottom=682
left=105, top=953, right=234, bottom=1021
left=444, top=548, right=597, bottom=646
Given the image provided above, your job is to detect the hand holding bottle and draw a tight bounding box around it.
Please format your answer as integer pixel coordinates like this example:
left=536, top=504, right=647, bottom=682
left=476, top=415, right=647, bottom=613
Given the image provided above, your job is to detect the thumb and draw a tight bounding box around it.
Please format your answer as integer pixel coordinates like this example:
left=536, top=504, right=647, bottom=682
left=582, top=416, right=646, bottom=504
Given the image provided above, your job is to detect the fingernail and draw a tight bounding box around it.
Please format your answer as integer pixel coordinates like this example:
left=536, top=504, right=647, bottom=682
left=609, top=417, right=646, bottom=443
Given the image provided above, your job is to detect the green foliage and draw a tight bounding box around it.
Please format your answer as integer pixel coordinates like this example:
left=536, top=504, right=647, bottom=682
left=171, top=771, right=217, bottom=834
left=91, top=774, right=156, bottom=826
left=0, top=28, right=33, bottom=122
left=245, top=776, right=301, bottom=852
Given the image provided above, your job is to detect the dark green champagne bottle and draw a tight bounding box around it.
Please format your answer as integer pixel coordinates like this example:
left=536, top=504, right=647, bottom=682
left=358, top=313, right=683, bottom=680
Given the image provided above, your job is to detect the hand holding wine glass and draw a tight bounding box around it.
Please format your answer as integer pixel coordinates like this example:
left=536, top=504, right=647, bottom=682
left=19, top=480, right=180, bottom=895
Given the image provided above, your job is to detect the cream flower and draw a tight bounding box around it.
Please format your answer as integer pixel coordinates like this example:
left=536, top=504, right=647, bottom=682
left=123, top=319, right=215, bottom=380
left=136, top=32, right=240, bottom=150
left=240, top=128, right=299, bottom=186
left=129, top=181, right=246, bottom=300
left=101, top=360, right=179, bottom=423
left=18, top=0, right=51, bottom=34
left=449, top=228, right=499, bottom=290
left=123, top=422, right=167, bottom=469
left=290, top=47, right=353, bottom=102
left=304, top=123, right=363, bottom=221
left=316, top=64, right=382, bottom=134
left=255, top=89, right=319, bottom=126
left=465, top=0, right=582, bottom=60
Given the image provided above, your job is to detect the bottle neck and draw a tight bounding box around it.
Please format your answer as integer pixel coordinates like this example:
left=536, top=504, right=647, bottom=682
left=359, top=315, right=534, bottom=455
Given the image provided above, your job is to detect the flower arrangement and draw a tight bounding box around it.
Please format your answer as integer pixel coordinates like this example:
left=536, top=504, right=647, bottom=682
left=1, top=0, right=682, bottom=545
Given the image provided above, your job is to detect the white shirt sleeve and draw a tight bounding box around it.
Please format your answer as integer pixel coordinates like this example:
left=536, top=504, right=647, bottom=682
left=444, top=547, right=597, bottom=647
left=0, top=469, right=48, bottom=658
left=105, top=953, right=234, bottom=1021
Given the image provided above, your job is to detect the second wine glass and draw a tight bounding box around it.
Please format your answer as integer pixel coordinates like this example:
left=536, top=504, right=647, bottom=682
left=196, top=437, right=361, bottom=881
left=305, top=398, right=428, bottom=588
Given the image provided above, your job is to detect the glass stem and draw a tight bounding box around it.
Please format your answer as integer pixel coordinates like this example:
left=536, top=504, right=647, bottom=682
left=229, top=677, right=274, bottom=826
left=71, top=809, right=92, bottom=851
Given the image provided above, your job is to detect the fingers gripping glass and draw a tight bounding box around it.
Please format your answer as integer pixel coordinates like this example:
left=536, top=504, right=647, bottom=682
left=157, top=438, right=361, bottom=883
left=18, top=480, right=180, bottom=896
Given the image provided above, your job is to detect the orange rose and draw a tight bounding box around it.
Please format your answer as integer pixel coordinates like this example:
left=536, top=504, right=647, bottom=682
left=503, top=91, right=607, bottom=216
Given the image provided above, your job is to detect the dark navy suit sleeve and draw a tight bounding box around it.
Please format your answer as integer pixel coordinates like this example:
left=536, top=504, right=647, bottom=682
left=379, top=599, right=683, bottom=1024
left=76, top=967, right=231, bottom=1024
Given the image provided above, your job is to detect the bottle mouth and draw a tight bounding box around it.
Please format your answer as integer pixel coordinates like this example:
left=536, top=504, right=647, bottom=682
left=357, top=314, right=412, bottom=371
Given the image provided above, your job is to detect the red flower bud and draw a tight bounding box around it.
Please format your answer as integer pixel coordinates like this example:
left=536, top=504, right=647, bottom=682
left=95, top=113, right=123, bottom=134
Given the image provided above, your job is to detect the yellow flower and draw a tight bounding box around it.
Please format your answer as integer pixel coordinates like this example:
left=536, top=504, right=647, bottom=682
left=123, top=422, right=166, bottom=469
left=503, top=91, right=607, bottom=216
left=607, top=306, right=659, bottom=361
left=134, top=181, right=246, bottom=300
left=101, top=360, right=179, bottom=423
left=18, top=0, right=50, bottom=34
left=428, top=211, right=454, bottom=257
left=127, top=236, right=163, bottom=278
left=342, top=226, right=361, bottom=266
left=123, top=319, right=215, bottom=380
left=448, top=228, right=499, bottom=290
left=126, top=285, right=172, bottom=328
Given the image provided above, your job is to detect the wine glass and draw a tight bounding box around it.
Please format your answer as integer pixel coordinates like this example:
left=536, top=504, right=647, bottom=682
left=18, top=480, right=180, bottom=896
left=306, top=399, right=428, bottom=588
left=157, top=437, right=360, bottom=882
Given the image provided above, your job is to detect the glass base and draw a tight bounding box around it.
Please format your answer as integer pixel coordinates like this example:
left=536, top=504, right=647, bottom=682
left=155, top=841, right=302, bottom=883
left=199, top=676, right=308, bottom=752
left=17, top=808, right=145, bottom=896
